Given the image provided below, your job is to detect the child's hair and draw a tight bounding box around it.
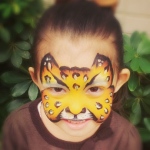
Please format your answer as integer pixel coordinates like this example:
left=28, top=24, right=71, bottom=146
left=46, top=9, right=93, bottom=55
left=31, top=0, right=128, bottom=115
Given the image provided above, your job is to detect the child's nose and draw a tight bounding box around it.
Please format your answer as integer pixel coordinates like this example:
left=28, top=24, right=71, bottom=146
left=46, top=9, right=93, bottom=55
left=66, top=106, right=86, bottom=115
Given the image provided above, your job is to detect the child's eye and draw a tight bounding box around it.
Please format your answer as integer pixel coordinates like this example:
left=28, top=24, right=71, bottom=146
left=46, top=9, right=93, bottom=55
left=86, top=86, right=103, bottom=96
left=89, top=87, right=99, bottom=92
left=48, top=87, right=66, bottom=96
left=53, top=87, right=64, bottom=92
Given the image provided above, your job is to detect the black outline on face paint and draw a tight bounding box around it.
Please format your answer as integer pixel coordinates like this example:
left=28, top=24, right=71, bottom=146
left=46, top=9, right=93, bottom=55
left=92, top=53, right=114, bottom=83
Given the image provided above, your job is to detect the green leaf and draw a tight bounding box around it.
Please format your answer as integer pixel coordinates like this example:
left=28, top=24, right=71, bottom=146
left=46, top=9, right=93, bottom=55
left=142, top=101, right=150, bottom=115
left=130, top=101, right=142, bottom=125
left=123, top=34, right=130, bottom=45
left=132, top=87, right=143, bottom=97
left=123, top=98, right=134, bottom=109
left=124, top=50, right=135, bottom=63
left=14, top=23, right=24, bottom=33
left=143, top=85, right=150, bottom=97
left=143, top=118, right=150, bottom=131
left=0, top=27, right=10, bottom=43
left=0, top=71, right=29, bottom=84
left=138, top=128, right=150, bottom=142
left=143, top=98, right=150, bottom=106
left=16, top=41, right=31, bottom=51
left=130, top=58, right=139, bottom=71
left=12, top=3, right=20, bottom=14
left=128, top=72, right=139, bottom=91
left=0, top=51, right=10, bottom=62
left=17, top=49, right=31, bottom=59
left=11, top=80, right=31, bottom=97
left=124, top=44, right=135, bottom=52
left=2, top=5, right=12, bottom=18
left=11, top=52, right=22, bottom=68
left=139, top=57, right=150, bottom=73
left=137, top=40, right=150, bottom=56
left=29, top=35, right=33, bottom=44
left=28, top=83, right=39, bottom=101
left=130, top=31, right=142, bottom=49
left=0, top=90, right=10, bottom=104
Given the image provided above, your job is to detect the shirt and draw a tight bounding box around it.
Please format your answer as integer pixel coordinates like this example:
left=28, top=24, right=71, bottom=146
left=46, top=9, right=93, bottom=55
left=2, top=98, right=142, bottom=150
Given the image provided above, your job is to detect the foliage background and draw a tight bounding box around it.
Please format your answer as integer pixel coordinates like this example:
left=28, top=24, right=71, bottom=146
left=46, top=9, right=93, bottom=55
left=0, top=0, right=44, bottom=149
left=0, top=0, right=150, bottom=149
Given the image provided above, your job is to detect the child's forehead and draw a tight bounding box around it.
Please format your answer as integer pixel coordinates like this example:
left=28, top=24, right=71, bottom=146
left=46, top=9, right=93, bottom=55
left=37, top=33, right=116, bottom=68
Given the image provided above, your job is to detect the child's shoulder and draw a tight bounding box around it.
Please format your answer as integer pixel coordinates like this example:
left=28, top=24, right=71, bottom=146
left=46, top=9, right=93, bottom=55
left=3, top=98, right=40, bottom=128
left=111, top=111, right=137, bottom=133
left=5, top=102, right=32, bottom=123
left=95, top=111, right=142, bottom=150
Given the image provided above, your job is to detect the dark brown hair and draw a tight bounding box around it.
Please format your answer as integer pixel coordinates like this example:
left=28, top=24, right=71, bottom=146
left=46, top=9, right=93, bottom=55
left=32, top=0, right=127, bottom=114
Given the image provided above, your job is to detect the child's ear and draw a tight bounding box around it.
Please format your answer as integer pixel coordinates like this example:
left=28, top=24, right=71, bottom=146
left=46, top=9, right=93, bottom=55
left=114, top=68, right=130, bottom=93
left=28, top=67, right=39, bottom=87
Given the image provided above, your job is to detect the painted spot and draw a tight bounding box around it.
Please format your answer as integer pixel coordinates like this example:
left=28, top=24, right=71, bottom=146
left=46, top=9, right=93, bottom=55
left=45, top=102, right=49, bottom=108
left=49, top=109, right=54, bottom=115
left=104, top=66, right=109, bottom=74
left=100, top=115, right=104, bottom=120
left=104, top=108, right=108, bottom=114
left=72, top=73, right=80, bottom=80
left=105, top=99, right=109, bottom=103
left=60, top=72, right=68, bottom=80
left=44, top=95, right=49, bottom=100
left=110, top=92, right=113, bottom=97
left=98, top=59, right=104, bottom=66
left=48, top=62, right=51, bottom=70
left=73, top=83, right=80, bottom=90
left=96, top=102, right=102, bottom=109
left=106, top=76, right=110, bottom=82
left=44, top=75, right=51, bottom=83
left=83, top=75, right=88, bottom=82
left=55, top=101, right=61, bottom=108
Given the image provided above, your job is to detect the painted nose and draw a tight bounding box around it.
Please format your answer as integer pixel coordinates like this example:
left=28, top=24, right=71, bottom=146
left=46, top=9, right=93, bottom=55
left=66, top=107, right=86, bottom=115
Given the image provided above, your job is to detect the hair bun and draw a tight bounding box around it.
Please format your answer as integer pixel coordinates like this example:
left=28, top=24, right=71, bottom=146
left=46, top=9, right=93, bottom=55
left=55, top=0, right=118, bottom=10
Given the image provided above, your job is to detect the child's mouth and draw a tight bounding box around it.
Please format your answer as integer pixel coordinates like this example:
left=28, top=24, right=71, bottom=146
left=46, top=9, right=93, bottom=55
left=67, top=119, right=86, bottom=124
left=63, top=119, right=90, bottom=130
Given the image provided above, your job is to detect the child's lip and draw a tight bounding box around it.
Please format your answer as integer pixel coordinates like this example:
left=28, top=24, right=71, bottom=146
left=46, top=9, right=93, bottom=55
left=62, top=119, right=91, bottom=130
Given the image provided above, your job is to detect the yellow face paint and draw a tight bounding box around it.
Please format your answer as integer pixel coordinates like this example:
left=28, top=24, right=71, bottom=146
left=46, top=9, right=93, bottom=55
left=40, top=53, right=114, bottom=123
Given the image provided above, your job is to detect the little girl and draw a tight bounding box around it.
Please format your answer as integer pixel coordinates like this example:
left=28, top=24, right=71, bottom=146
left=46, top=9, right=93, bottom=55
left=2, top=0, right=142, bottom=150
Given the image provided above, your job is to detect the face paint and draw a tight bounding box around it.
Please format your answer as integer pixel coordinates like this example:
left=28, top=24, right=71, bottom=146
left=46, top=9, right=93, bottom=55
left=40, top=53, right=114, bottom=123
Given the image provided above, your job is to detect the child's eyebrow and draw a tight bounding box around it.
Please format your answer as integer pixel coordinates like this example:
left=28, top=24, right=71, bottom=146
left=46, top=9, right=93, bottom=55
left=84, top=74, right=108, bottom=89
left=44, top=83, right=68, bottom=89
left=52, top=74, right=69, bottom=90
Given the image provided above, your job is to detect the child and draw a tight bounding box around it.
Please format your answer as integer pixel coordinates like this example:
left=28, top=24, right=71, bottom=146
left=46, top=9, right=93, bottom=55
left=2, top=0, right=142, bottom=150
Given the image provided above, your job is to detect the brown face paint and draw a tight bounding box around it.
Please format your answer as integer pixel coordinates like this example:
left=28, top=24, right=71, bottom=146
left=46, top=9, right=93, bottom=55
left=40, top=53, right=114, bottom=123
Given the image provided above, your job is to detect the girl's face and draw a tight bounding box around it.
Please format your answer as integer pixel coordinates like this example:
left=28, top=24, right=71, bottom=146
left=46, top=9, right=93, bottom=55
left=29, top=33, right=129, bottom=140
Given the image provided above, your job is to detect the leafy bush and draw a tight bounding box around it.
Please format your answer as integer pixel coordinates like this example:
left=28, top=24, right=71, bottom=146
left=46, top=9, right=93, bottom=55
left=0, top=0, right=44, bottom=132
left=123, top=31, right=150, bottom=147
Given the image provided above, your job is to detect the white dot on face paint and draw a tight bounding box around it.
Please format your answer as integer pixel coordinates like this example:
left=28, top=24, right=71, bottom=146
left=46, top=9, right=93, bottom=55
left=105, top=99, right=109, bottom=103
left=44, top=95, right=49, bottom=100
left=46, top=57, right=49, bottom=61
left=45, top=102, right=49, bottom=108
left=49, top=109, right=54, bottom=115
left=100, top=115, right=104, bottom=120
left=104, top=108, right=108, bottom=114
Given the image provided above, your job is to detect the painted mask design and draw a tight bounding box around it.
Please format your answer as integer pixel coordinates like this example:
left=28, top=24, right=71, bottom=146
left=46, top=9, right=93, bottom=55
left=40, top=53, right=114, bottom=123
